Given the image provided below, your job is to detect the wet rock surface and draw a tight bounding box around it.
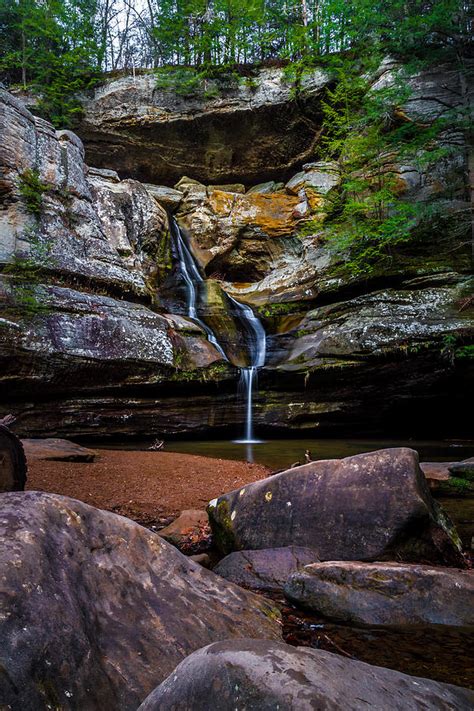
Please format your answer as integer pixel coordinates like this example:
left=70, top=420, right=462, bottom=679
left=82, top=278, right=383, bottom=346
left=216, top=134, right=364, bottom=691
left=285, top=561, right=474, bottom=626
left=0, top=279, right=177, bottom=400
left=0, top=492, right=280, bottom=711
left=214, top=546, right=319, bottom=594
left=137, top=639, right=474, bottom=711
left=208, top=448, right=464, bottom=565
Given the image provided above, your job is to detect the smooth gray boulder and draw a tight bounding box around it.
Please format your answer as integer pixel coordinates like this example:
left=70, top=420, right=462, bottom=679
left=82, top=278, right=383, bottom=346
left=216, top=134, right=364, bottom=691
left=208, top=448, right=464, bottom=565
left=0, top=492, right=280, bottom=711
left=143, top=183, right=183, bottom=210
left=214, top=546, right=318, bottom=594
left=285, top=561, right=474, bottom=626
left=137, top=639, right=474, bottom=711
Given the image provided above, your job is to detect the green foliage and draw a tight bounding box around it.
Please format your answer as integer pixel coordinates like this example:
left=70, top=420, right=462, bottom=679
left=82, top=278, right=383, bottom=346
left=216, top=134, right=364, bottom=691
left=18, top=169, right=49, bottom=216
left=313, top=53, right=469, bottom=276
left=258, top=302, right=306, bottom=318
left=149, top=0, right=471, bottom=70
left=0, top=0, right=101, bottom=127
left=455, top=344, right=474, bottom=360
left=155, top=64, right=240, bottom=99
left=172, top=357, right=229, bottom=382
left=155, top=67, right=202, bottom=97
left=1, top=0, right=470, bottom=126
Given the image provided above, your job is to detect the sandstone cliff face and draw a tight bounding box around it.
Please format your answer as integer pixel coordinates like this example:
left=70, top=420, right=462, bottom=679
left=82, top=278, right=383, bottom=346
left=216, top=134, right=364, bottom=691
left=0, top=59, right=472, bottom=438
left=77, top=67, right=331, bottom=186
left=0, top=89, right=227, bottom=437
left=0, top=90, right=170, bottom=296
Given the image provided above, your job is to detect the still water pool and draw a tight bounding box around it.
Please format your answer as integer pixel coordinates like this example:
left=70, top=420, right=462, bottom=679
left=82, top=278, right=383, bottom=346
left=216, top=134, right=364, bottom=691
left=163, top=437, right=474, bottom=470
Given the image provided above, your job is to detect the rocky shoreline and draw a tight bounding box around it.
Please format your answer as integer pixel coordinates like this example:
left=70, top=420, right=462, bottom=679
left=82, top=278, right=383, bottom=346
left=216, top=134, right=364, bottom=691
left=1, top=434, right=473, bottom=708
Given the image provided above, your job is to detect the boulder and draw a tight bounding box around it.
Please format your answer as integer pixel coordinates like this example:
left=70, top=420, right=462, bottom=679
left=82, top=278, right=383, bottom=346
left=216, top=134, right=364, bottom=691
left=449, top=458, right=474, bottom=480
left=0, top=424, right=27, bottom=492
left=22, top=438, right=96, bottom=462
left=137, top=639, right=474, bottom=711
left=208, top=448, right=464, bottom=565
left=285, top=562, right=474, bottom=626
left=214, top=546, right=318, bottom=594
left=143, top=183, right=183, bottom=210
left=158, top=509, right=209, bottom=549
left=0, top=492, right=280, bottom=711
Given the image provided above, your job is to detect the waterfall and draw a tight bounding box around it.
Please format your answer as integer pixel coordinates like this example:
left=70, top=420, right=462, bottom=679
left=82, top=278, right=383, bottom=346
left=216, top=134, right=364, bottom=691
left=171, top=218, right=266, bottom=443
left=171, top=218, right=227, bottom=360
left=227, top=294, right=266, bottom=444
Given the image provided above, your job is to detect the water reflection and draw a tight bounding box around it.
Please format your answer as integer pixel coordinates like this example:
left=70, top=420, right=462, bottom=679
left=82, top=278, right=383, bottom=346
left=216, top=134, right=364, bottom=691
left=164, top=438, right=474, bottom=472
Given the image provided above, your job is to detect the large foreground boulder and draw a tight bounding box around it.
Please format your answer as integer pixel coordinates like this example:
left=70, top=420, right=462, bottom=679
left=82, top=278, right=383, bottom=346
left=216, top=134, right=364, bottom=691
left=0, top=492, right=280, bottom=711
left=214, top=546, right=318, bottom=594
left=208, top=448, right=464, bottom=565
left=285, top=562, right=474, bottom=626
left=0, top=423, right=27, bottom=492
left=137, top=639, right=474, bottom=711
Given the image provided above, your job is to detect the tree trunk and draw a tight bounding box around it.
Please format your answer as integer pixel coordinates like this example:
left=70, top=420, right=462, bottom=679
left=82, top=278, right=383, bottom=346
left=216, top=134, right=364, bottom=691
left=21, top=28, right=27, bottom=88
left=458, top=57, right=474, bottom=259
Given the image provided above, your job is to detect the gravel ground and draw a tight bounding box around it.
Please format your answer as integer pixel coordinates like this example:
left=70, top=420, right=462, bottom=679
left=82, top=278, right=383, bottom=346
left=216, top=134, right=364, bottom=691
left=26, top=449, right=271, bottom=527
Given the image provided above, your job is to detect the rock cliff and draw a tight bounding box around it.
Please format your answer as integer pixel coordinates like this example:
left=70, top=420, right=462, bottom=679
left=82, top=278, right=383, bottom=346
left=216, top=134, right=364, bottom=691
left=0, top=59, right=472, bottom=438
left=77, top=66, right=331, bottom=186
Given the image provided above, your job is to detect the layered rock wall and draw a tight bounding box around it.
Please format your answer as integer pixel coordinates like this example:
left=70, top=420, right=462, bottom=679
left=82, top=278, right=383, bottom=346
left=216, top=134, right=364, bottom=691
left=0, top=58, right=472, bottom=438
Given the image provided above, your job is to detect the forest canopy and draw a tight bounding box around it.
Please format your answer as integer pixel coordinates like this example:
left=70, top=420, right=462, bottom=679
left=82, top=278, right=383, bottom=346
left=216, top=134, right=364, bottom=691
left=0, top=0, right=471, bottom=126
left=0, top=1, right=471, bottom=78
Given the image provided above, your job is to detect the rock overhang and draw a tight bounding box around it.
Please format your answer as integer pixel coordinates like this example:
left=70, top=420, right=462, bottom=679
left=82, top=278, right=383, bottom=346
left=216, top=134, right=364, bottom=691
left=77, top=67, right=332, bottom=186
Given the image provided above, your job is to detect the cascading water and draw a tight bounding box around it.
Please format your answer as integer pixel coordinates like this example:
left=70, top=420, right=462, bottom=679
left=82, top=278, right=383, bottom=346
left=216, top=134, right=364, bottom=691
left=171, top=218, right=266, bottom=444
left=171, top=218, right=227, bottom=360
left=227, top=295, right=266, bottom=444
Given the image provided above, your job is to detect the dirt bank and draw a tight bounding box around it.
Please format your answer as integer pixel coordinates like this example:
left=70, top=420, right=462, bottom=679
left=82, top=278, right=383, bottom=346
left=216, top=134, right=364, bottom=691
left=26, top=449, right=270, bottom=526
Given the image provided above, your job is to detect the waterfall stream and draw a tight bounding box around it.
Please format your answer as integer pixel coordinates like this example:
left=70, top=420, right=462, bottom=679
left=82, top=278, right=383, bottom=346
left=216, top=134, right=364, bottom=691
left=171, top=218, right=227, bottom=360
left=227, top=294, right=266, bottom=444
left=171, top=218, right=266, bottom=443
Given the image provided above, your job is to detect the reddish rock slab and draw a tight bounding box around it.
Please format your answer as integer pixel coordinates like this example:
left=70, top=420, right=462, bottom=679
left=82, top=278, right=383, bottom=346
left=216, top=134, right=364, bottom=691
left=420, top=461, right=452, bottom=483
left=157, top=509, right=210, bottom=551
left=22, top=438, right=97, bottom=462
